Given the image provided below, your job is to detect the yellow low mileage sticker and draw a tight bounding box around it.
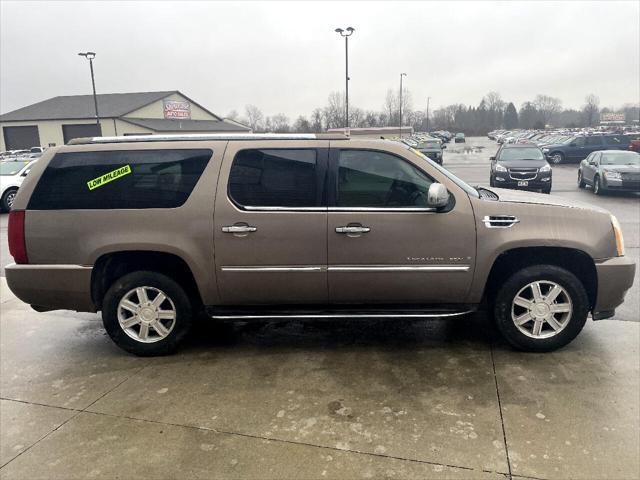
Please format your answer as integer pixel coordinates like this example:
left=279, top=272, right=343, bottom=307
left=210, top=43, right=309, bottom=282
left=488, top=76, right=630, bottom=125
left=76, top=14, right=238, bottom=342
left=87, top=165, right=132, bottom=190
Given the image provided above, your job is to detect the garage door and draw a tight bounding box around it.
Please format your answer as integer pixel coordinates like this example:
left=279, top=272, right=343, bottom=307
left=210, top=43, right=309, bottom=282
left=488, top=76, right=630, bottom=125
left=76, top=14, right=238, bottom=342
left=62, top=124, right=102, bottom=144
left=3, top=126, right=40, bottom=150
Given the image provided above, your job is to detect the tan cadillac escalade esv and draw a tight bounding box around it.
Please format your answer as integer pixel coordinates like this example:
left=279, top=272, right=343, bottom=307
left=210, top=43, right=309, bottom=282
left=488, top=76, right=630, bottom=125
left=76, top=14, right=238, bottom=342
left=6, top=134, right=636, bottom=356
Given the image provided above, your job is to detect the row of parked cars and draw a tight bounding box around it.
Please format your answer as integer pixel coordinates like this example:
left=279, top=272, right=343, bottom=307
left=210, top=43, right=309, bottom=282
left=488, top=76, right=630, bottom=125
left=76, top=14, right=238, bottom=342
left=488, top=129, right=640, bottom=164
left=0, top=147, right=45, bottom=211
left=487, top=131, right=640, bottom=195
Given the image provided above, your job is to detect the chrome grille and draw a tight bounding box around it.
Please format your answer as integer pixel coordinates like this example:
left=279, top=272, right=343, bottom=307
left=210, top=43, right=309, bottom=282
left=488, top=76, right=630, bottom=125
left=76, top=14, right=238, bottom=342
left=621, top=172, right=640, bottom=182
left=508, top=168, right=538, bottom=181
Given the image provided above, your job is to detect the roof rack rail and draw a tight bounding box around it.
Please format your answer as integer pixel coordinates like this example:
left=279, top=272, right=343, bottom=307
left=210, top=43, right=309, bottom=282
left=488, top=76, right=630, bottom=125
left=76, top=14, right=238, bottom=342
left=67, top=133, right=350, bottom=145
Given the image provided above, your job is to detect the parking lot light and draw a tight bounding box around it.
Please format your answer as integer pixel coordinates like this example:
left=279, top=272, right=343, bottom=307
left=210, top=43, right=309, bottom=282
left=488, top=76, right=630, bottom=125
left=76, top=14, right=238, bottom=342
left=399, top=73, right=407, bottom=138
left=335, top=27, right=355, bottom=129
left=78, top=51, right=100, bottom=128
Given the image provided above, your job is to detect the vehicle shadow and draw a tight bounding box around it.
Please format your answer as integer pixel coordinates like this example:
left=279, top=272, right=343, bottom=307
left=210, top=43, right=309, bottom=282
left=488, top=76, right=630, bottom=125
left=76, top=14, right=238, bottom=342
left=183, top=311, right=500, bottom=353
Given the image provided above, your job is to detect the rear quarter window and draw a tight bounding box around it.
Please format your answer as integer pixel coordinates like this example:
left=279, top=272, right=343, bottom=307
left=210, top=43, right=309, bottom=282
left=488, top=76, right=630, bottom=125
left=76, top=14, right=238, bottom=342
left=28, top=149, right=211, bottom=210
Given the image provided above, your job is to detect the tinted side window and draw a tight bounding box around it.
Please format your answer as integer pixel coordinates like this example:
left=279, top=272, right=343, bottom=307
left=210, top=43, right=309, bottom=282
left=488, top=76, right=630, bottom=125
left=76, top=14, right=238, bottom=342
left=29, top=149, right=211, bottom=210
left=337, top=150, right=433, bottom=208
left=605, top=135, right=629, bottom=146
left=585, top=136, right=603, bottom=146
left=573, top=137, right=585, bottom=147
left=229, top=149, right=318, bottom=207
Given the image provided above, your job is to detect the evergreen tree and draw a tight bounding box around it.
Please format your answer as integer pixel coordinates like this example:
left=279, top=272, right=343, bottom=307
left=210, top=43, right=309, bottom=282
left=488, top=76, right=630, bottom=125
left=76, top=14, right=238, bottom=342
left=504, top=102, right=519, bottom=129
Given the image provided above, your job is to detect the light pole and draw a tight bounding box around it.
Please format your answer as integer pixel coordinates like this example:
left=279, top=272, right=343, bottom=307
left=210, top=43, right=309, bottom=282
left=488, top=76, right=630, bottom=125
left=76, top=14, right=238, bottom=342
left=78, top=51, right=100, bottom=129
left=426, top=96, right=431, bottom=132
left=335, top=27, right=355, bottom=129
left=399, top=73, right=407, bottom=137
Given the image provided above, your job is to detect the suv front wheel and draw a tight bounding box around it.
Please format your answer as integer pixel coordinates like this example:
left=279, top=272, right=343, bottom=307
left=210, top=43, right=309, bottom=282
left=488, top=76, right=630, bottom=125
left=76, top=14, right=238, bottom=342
left=102, top=271, right=193, bottom=356
left=493, top=265, right=589, bottom=352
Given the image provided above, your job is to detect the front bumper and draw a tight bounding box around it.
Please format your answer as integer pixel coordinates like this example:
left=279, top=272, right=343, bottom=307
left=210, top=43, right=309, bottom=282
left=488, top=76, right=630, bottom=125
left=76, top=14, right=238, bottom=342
left=592, top=256, right=636, bottom=319
left=492, top=173, right=552, bottom=190
left=602, top=177, right=640, bottom=192
left=5, top=263, right=96, bottom=312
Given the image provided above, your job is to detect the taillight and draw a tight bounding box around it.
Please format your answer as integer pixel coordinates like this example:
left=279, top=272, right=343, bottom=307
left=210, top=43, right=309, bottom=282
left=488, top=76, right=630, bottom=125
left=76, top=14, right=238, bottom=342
left=8, top=210, right=28, bottom=264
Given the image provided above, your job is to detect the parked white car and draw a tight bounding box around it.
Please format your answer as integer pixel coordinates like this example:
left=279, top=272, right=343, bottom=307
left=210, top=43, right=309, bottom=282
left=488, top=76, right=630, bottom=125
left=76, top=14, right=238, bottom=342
left=1, top=160, right=36, bottom=211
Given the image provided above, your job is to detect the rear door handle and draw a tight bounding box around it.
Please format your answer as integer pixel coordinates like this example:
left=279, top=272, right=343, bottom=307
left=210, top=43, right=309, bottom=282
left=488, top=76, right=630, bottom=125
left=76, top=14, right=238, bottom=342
left=335, top=226, right=370, bottom=234
left=222, top=225, right=257, bottom=233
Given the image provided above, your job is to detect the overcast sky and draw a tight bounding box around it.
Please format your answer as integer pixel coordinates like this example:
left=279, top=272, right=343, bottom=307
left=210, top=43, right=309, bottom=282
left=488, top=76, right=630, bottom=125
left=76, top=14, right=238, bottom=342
left=1, top=0, right=638, bottom=119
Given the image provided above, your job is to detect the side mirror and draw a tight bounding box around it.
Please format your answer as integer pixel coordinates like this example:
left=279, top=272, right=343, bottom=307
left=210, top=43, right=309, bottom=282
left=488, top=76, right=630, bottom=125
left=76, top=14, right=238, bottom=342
left=441, top=145, right=447, bottom=149
left=490, top=156, right=496, bottom=161
left=427, top=183, right=450, bottom=209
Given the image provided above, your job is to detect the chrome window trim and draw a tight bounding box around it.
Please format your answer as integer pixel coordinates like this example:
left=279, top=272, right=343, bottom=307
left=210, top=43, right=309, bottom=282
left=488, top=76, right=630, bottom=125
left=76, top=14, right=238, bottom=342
left=210, top=311, right=474, bottom=320
left=243, top=206, right=327, bottom=212
left=329, top=207, right=437, bottom=212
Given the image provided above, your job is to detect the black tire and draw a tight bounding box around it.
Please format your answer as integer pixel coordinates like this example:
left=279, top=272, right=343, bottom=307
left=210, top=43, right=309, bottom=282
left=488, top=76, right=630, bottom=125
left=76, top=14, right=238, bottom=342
left=577, top=170, right=586, bottom=189
left=102, top=271, right=193, bottom=356
left=493, top=265, right=589, bottom=352
left=1, top=188, right=18, bottom=212
left=542, top=185, right=552, bottom=194
left=490, top=177, right=495, bottom=187
left=593, top=175, right=604, bottom=195
left=549, top=152, right=564, bottom=165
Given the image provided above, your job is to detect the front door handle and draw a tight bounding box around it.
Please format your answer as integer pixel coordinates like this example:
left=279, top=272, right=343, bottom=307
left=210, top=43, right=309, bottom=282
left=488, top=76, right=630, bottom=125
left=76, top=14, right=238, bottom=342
left=335, top=226, right=371, bottom=234
left=222, top=225, right=257, bottom=233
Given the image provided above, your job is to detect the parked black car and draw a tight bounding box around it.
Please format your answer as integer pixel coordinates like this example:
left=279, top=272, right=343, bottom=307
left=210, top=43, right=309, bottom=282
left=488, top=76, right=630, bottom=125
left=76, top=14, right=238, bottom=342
left=490, top=144, right=552, bottom=194
left=542, top=134, right=634, bottom=164
left=417, top=139, right=446, bottom=164
left=578, top=150, right=640, bottom=195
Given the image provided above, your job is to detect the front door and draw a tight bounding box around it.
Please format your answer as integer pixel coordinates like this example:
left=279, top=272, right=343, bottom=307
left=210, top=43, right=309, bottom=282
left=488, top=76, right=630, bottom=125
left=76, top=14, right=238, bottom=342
left=327, top=146, right=476, bottom=305
left=214, top=141, right=329, bottom=305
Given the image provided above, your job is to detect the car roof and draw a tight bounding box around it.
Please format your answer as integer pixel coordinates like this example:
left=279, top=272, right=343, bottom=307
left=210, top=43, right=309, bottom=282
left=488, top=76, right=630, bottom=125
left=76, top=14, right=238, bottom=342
left=500, top=143, right=542, bottom=148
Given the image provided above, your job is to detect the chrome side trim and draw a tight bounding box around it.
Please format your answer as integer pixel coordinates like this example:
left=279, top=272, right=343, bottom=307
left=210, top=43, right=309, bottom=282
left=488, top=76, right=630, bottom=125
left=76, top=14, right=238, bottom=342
left=483, top=215, right=520, bottom=228
left=221, top=266, right=324, bottom=272
left=243, top=206, right=327, bottom=212
left=211, top=311, right=474, bottom=320
left=4, top=263, right=92, bottom=270
left=328, top=265, right=470, bottom=272
left=220, top=265, right=470, bottom=273
left=68, top=133, right=350, bottom=145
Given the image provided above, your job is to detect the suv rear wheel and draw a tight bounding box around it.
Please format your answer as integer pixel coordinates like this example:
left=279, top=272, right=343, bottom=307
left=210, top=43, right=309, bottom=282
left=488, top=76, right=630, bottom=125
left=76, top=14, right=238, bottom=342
left=102, top=271, right=193, bottom=356
left=493, top=265, right=588, bottom=352
left=549, top=152, right=564, bottom=164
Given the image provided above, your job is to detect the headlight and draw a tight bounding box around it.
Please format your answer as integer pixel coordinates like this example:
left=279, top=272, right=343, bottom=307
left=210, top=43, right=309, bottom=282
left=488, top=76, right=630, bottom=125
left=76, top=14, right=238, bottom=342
left=611, top=215, right=625, bottom=256
left=495, top=164, right=507, bottom=172
left=604, top=171, right=621, bottom=180
left=540, top=164, right=551, bottom=172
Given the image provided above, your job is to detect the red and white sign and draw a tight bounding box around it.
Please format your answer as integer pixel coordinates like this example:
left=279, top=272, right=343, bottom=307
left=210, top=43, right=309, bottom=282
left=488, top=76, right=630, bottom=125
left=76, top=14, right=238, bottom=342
left=163, top=100, right=191, bottom=119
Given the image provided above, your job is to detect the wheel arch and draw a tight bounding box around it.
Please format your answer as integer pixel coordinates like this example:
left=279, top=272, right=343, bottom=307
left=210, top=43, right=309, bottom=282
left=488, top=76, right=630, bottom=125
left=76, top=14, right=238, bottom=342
left=91, top=250, right=203, bottom=311
left=483, top=246, right=597, bottom=310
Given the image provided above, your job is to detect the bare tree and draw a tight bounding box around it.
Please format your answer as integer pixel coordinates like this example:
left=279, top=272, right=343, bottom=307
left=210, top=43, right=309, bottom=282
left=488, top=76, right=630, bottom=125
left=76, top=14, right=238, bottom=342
left=271, top=113, right=290, bottom=133
left=484, top=91, right=505, bottom=112
left=245, top=104, right=264, bottom=132
left=310, top=108, right=324, bottom=132
left=533, top=94, right=562, bottom=126
left=323, top=92, right=345, bottom=129
left=293, top=115, right=312, bottom=133
left=226, top=110, right=240, bottom=121
left=384, top=89, right=398, bottom=126
left=582, top=94, right=600, bottom=127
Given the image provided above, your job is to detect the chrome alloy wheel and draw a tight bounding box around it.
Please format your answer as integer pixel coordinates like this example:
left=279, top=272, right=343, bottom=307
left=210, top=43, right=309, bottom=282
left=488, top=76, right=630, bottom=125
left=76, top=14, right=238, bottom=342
left=6, top=190, right=16, bottom=208
left=117, top=287, right=176, bottom=343
left=511, top=280, right=572, bottom=339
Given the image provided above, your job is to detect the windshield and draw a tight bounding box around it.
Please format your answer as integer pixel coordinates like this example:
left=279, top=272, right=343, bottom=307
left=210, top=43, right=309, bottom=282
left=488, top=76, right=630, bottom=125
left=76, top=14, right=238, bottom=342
left=601, top=152, right=640, bottom=166
left=0, top=161, right=29, bottom=176
left=498, top=147, right=544, bottom=161
left=407, top=146, right=479, bottom=198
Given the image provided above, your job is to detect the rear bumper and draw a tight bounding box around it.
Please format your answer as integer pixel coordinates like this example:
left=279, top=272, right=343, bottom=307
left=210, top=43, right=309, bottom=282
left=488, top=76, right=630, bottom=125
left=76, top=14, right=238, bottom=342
left=5, top=263, right=95, bottom=312
left=592, top=256, right=636, bottom=319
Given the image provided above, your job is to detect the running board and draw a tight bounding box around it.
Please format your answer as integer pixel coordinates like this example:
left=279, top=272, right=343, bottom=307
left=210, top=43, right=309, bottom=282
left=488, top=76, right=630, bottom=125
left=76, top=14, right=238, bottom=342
left=205, top=305, right=476, bottom=320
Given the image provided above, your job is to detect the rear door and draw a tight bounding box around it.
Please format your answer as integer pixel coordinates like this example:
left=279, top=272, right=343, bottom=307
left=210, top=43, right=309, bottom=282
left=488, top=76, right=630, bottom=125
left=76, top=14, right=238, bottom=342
left=326, top=144, right=476, bottom=305
left=213, top=141, right=329, bottom=305
left=583, top=136, right=604, bottom=158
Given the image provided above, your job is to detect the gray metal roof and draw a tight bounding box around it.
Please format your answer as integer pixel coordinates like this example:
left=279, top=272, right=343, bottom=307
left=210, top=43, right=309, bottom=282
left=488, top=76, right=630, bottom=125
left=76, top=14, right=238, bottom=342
left=121, top=117, right=251, bottom=132
left=0, top=91, right=179, bottom=121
